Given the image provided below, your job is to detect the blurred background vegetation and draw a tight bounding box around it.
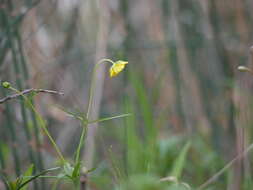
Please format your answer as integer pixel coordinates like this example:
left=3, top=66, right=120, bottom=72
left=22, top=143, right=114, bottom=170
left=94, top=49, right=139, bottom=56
left=1, top=0, right=253, bottom=189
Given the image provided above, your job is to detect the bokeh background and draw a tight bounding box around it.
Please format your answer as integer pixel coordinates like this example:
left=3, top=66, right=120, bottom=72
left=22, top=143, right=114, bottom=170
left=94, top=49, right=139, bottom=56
left=1, top=0, right=253, bottom=189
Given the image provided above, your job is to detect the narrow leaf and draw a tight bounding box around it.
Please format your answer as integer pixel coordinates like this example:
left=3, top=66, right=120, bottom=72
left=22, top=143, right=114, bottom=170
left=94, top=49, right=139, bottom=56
left=72, top=162, right=81, bottom=178
left=17, top=167, right=60, bottom=190
left=88, top=113, right=131, bottom=124
left=170, top=142, right=191, bottom=179
left=55, top=105, right=85, bottom=122
left=20, top=164, right=34, bottom=190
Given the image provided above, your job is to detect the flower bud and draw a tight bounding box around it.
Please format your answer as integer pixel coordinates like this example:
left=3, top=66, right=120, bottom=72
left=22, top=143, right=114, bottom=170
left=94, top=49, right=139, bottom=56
left=2, top=81, right=10, bottom=88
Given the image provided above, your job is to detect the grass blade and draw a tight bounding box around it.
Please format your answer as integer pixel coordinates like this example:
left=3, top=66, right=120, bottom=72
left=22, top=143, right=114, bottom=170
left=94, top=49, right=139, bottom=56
left=171, top=141, right=191, bottom=179
left=88, top=113, right=131, bottom=124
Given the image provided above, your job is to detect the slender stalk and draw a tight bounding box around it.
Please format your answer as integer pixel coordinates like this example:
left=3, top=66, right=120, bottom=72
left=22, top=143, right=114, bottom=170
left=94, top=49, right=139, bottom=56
left=1, top=10, right=22, bottom=177
left=0, top=40, right=9, bottom=67
left=75, top=121, right=88, bottom=164
left=0, top=140, right=5, bottom=170
left=198, top=143, right=253, bottom=189
left=4, top=99, right=21, bottom=176
left=31, top=111, right=46, bottom=189
left=16, top=28, right=46, bottom=189
left=86, top=59, right=114, bottom=119
left=9, top=87, right=66, bottom=164
left=5, top=12, right=39, bottom=189
left=75, top=59, right=114, bottom=164
left=0, top=88, right=64, bottom=104
left=75, top=59, right=114, bottom=178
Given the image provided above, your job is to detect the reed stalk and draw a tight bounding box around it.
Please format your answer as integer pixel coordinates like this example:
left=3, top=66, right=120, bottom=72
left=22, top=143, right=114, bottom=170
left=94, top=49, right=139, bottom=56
left=4, top=8, right=39, bottom=189
left=16, top=29, right=46, bottom=189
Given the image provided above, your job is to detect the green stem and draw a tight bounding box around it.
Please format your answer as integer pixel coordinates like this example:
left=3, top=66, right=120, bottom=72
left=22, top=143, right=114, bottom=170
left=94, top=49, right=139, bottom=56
left=16, top=29, right=46, bottom=189
left=0, top=140, right=5, bottom=170
left=75, top=121, right=87, bottom=164
left=76, top=58, right=114, bottom=164
left=5, top=11, right=39, bottom=188
left=3, top=93, right=21, bottom=175
left=86, top=58, right=114, bottom=119
left=9, top=87, right=66, bottom=164
left=2, top=10, right=22, bottom=177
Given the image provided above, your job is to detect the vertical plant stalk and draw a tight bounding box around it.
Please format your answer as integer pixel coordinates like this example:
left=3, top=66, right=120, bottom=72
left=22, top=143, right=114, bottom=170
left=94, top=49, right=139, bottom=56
left=170, top=0, right=211, bottom=134
left=82, top=0, right=111, bottom=169
left=3, top=100, right=21, bottom=176
left=0, top=140, right=5, bottom=170
left=1, top=8, right=21, bottom=177
left=5, top=11, right=39, bottom=189
left=16, top=30, right=46, bottom=189
left=75, top=58, right=114, bottom=165
left=86, top=59, right=114, bottom=119
left=75, top=120, right=88, bottom=165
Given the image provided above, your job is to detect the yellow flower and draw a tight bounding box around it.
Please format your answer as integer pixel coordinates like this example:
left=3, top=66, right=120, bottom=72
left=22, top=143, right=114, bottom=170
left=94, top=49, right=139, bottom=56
left=109, top=60, right=128, bottom=77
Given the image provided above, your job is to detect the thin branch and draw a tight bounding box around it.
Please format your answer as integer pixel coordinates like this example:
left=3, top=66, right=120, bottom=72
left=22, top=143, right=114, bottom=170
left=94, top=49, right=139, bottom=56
left=198, top=143, right=253, bottom=189
left=0, top=88, right=64, bottom=104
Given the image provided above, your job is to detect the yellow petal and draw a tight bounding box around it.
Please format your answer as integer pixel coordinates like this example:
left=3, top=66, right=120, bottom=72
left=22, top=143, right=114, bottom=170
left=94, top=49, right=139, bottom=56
left=109, top=60, right=128, bottom=77
left=115, top=60, right=128, bottom=65
left=110, top=66, right=117, bottom=77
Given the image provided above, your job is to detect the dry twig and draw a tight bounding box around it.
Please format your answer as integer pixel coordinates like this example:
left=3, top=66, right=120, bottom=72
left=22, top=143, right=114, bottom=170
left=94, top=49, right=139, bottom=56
left=0, top=88, right=64, bottom=104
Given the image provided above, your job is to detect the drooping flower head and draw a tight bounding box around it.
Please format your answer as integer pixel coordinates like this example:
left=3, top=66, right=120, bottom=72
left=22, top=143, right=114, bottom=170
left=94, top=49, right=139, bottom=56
left=109, top=60, right=128, bottom=77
